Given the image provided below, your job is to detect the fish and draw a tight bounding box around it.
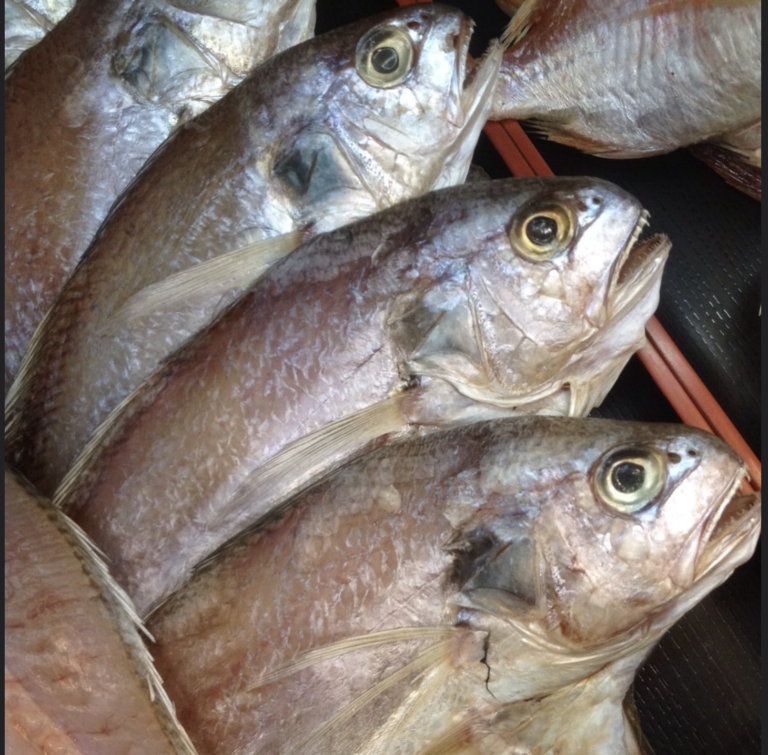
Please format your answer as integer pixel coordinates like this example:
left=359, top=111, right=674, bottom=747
left=4, top=466, right=196, bottom=754
left=4, top=0, right=317, bottom=396
left=5, top=4, right=503, bottom=493
left=490, top=0, right=761, bottom=195
left=49, top=176, right=670, bottom=617
left=689, top=134, right=762, bottom=201
left=4, top=0, right=73, bottom=68
left=145, top=416, right=760, bottom=755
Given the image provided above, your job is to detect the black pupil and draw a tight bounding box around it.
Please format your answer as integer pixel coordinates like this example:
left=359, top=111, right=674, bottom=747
left=371, top=46, right=399, bottom=74
left=611, top=462, right=646, bottom=494
left=526, top=216, right=558, bottom=246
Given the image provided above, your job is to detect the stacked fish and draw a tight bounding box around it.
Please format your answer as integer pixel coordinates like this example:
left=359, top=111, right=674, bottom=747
left=4, top=3, right=760, bottom=754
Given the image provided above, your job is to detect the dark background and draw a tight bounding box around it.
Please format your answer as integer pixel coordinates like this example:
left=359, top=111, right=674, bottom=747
left=316, top=2, right=762, bottom=753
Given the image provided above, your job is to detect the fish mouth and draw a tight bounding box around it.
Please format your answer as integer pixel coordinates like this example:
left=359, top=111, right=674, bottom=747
left=694, top=471, right=761, bottom=581
left=458, top=35, right=503, bottom=121
left=606, top=210, right=671, bottom=318
left=454, top=17, right=473, bottom=110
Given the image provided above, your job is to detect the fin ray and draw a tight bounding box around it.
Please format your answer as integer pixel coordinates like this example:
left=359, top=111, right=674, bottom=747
left=501, top=0, right=541, bottom=48
left=251, top=626, right=461, bottom=690
left=112, top=231, right=303, bottom=324
left=285, top=641, right=456, bottom=755
left=221, top=394, right=409, bottom=522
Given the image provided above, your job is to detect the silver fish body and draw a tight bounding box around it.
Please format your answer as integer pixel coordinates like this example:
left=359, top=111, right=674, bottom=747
left=5, top=4, right=502, bottom=494
left=51, top=177, right=669, bottom=617
left=491, top=0, right=761, bottom=161
left=146, top=416, right=760, bottom=754
left=4, top=467, right=196, bottom=754
left=4, top=0, right=316, bottom=395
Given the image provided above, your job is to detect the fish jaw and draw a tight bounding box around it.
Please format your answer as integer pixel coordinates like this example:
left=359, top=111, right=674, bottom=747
left=447, top=420, right=760, bottom=709
left=559, top=228, right=671, bottom=416
left=691, top=481, right=761, bottom=586
left=433, top=39, right=504, bottom=189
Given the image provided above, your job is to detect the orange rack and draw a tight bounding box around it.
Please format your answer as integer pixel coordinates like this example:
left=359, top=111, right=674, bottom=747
left=400, top=0, right=760, bottom=493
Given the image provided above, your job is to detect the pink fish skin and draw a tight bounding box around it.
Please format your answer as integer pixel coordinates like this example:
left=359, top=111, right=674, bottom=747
left=5, top=4, right=500, bottom=494
left=492, top=0, right=761, bottom=172
left=4, top=468, right=195, bottom=755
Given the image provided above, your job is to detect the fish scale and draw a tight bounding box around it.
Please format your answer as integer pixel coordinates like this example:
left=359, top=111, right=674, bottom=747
left=5, top=5, right=503, bottom=497
left=146, top=415, right=760, bottom=755
left=47, top=177, right=668, bottom=619
left=5, top=0, right=317, bottom=395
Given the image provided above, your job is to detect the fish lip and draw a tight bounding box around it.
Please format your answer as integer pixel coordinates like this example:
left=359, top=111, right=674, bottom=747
left=455, top=16, right=472, bottom=106
left=443, top=16, right=473, bottom=128
left=459, top=34, right=502, bottom=120
left=693, top=471, right=761, bottom=581
left=434, top=37, right=503, bottom=186
left=606, top=210, right=671, bottom=318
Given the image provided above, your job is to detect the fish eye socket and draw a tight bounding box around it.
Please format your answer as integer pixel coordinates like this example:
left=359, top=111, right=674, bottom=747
left=595, top=446, right=667, bottom=514
left=356, top=27, right=415, bottom=88
left=509, top=204, right=574, bottom=262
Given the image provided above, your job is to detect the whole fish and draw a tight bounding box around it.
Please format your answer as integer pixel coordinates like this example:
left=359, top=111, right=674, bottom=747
left=4, top=0, right=72, bottom=68
left=491, top=0, right=761, bottom=194
left=52, top=177, right=670, bottom=617
left=5, top=4, right=503, bottom=491
left=4, top=467, right=196, bottom=754
left=4, top=0, right=316, bottom=395
left=146, top=416, right=760, bottom=755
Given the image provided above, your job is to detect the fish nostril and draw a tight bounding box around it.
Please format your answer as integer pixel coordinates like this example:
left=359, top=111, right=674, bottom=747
left=688, top=449, right=698, bottom=457
left=407, top=21, right=421, bottom=31
left=591, top=196, right=602, bottom=206
left=667, top=452, right=682, bottom=464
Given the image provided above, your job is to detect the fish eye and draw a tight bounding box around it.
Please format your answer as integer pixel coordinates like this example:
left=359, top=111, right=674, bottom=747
left=595, top=446, right=667, bottom=514
left=509, top=203, right=575, bottom=262
left=356, top=27, right=415, bottom=88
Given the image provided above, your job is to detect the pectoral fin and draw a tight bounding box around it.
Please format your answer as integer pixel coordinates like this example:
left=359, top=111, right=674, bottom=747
left=112, top=231, right=303, bottom=324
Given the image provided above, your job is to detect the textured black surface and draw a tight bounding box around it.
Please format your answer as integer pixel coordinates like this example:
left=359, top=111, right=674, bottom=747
left=320, top=2, right=761, bottom=753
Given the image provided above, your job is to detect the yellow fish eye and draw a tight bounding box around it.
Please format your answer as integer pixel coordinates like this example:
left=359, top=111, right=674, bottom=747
left=509, top=203, right=575, bottom=261
left=595, top=446, right=667, bottom=514
left=356, top=27, right=415, bottom=88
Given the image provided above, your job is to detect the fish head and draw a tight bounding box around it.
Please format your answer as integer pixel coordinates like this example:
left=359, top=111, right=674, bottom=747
left=111, top=9, right=235, bottom=122
left=398, top=177, right=669, bottom=420
left=447, top=418, right=760, bottom=701
left=316, top=5, right=502, bottom=216
left=111, top=0, right=316, bottom=124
